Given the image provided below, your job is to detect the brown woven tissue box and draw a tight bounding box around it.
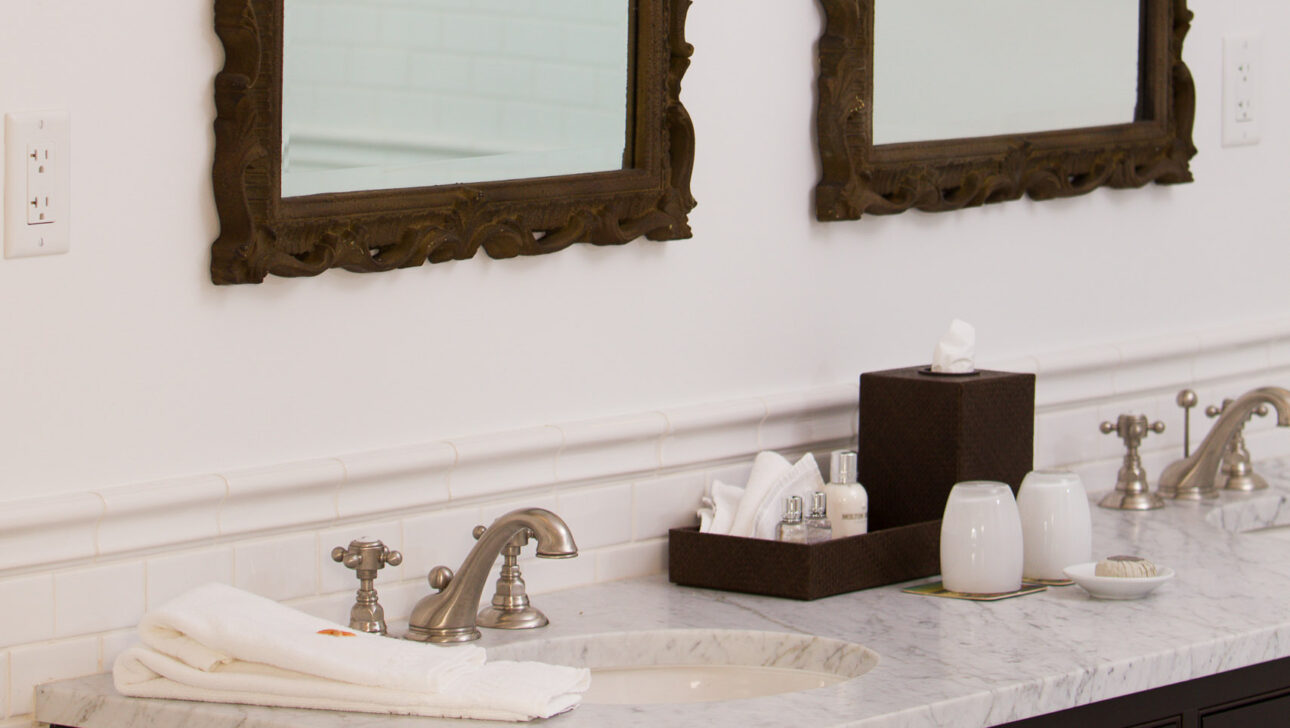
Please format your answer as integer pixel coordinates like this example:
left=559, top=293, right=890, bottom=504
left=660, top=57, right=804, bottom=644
left=859, top=366, right=1035, bottom=532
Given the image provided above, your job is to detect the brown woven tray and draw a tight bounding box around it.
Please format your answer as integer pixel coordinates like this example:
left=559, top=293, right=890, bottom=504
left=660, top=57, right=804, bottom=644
left=668, top=520, right=940, bottom=601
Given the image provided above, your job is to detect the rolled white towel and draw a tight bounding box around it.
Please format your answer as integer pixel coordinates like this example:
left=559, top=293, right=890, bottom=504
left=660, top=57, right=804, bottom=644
left=113, top=583, right=589, bottom=722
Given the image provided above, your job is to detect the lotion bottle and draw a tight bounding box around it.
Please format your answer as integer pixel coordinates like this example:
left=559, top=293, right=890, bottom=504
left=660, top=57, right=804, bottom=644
left=824, top=450, right=868, bottom=537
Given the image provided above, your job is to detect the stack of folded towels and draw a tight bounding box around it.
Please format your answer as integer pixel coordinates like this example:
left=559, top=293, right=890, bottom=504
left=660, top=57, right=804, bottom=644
left=113, top=583, right=589, bottom=722
left=697, top=451, right=825, bottom=539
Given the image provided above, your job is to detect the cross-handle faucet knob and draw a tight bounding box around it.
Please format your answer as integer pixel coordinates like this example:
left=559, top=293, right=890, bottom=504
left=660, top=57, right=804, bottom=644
left=1206, top=398, right=1270, bottom=419
left=1202, top=398, right=1270, bottom=492
left=331, top=539, right=402, bottom=572
left=1100, top=415, right=1165, bottom=447
left=330, top=538, right=402, bottom=636
left=1097, top=414, right=1166, bottom=511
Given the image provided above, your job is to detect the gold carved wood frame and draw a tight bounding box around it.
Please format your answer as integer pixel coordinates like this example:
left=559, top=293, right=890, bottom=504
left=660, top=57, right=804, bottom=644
left=212, top=0, right=695, bottom=284
left=815, top=0, right=1196, bottom=221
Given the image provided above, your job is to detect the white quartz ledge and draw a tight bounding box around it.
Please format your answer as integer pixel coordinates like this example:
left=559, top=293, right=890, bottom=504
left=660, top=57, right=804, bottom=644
left=35, top=460, right=1290, bottom=728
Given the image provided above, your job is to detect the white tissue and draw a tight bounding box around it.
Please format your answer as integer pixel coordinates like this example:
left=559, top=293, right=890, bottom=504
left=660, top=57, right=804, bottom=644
left=932, top=319, right=976, bottom=373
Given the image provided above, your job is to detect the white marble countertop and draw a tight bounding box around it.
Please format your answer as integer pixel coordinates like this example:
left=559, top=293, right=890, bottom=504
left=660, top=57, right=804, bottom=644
left=35, top=459, right=1290, bottom=728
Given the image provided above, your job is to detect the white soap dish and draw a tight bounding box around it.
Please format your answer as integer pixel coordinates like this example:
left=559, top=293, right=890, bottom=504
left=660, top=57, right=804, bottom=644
left=1062, top=562, right=1175, bottom=600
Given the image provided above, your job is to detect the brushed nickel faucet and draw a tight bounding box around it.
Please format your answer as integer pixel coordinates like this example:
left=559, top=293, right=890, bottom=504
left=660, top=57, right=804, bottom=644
left=405, top=508, right=577, bottom=644
left=1159, top=387, right=1290, bottom=500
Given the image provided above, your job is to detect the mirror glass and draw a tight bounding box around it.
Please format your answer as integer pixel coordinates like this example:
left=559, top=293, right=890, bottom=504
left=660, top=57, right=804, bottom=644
left=281, top=0, right=631, bottom=198
left=872, top=0, right=1141, bottom=145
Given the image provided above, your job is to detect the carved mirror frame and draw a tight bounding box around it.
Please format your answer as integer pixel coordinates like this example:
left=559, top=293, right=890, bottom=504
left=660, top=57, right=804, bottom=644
left=212, top=0, right=695, bottom=284
left=815, top=0, right=1196, bottom=221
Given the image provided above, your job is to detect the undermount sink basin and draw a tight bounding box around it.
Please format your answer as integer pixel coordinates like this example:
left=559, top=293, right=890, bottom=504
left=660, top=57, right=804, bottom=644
left=487, top=629, right=878, bottom=705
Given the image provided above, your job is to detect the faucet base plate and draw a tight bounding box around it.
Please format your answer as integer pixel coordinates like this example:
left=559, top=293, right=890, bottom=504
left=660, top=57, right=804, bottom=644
left=478, top=604, right=549, bottom=630
left=403, top=625, right=481, bottom=644
left=1098, top=490, right=1165, bottom=510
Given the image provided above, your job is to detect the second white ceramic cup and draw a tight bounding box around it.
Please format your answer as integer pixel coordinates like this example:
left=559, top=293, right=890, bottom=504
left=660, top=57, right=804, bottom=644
left=1016, top=470, right=1092, bottom=582
left=939, top=480, right=1024, bottom=594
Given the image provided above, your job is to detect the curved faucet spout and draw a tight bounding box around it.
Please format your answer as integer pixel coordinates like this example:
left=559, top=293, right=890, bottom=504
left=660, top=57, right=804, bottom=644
left=1159, top=387, right=1290, bottom=500
left=406, top=508, right=577, bottom=644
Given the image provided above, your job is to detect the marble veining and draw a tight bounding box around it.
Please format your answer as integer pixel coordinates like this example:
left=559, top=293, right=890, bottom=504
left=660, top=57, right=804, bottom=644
left=35, top=457, right=1290, bottom=728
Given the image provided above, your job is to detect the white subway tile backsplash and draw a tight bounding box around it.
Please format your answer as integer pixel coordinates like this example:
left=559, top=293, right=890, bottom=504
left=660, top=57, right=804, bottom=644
left=0, top=576, right=53, bottom=649
left=660, top=398, right=766, bottom=469
left=1035, top=346, right=1120, bottom=408
left=96, top=475, right=224, bottom=557
left=99, top=630, right=138, bottom=673
left=233, top=534, right=317, bottom=602
left=284, top=591, right=354, bottom=626
left=146, top=547, right=235, bottom=610
left=479, top=494, right=559, bottom=526
left=1195, top=328, right=1272, bottom=383
left=554, top=413, right=665, bottom=484
left=0, top=494, right=101, bottom=572
left=401, top=505, right=484, bottom=581
left=1034, top=404, right=1104, bottom=470
left=219, top=459, right=344, bottom=537
left=9, top=638, right=98, bottom=716
left=594, top=539, right=668, bottom=583
left=1112, top=334, right=1198, bottom=396
left=448, top=427, right=562, bottom=500
left=0, top=652, right=7, bottom=719
left=317, top=521, right=403, bottom=595
left=759, top=384, right=857, bottom=452
left=555, top=484, right=632, bottom=551
left=53, top=563, right=145, bottom=638
left=633, top=472, right=706, bottom=540
left=336, top=442, right=454, bottom=520
left=516, top=552, right=597, bottom=596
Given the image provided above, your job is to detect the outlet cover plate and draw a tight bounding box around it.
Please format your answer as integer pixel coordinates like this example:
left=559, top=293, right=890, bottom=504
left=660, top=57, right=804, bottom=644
left=1222, top=34, right=1262, bottom=148
left=4, top=110, right=71, bottom=258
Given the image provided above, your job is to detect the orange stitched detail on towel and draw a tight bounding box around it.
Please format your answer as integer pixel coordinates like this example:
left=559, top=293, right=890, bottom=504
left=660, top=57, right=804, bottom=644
left=316, top=629, right=357, bottom=637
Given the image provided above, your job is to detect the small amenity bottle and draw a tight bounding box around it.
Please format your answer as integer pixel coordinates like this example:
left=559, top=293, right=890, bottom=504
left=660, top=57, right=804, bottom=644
left=824, top=450, right=869, bottom=537
left=805, top=491, right=833, bottom=543
left=776, top=496, right=807, bottom=543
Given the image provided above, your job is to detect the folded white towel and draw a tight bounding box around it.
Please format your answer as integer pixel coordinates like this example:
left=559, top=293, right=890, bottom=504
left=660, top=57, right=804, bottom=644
left=748, top=454, right=826, bottom=540
left=699, top=479, right=745, bottom=535
left=727, top=451, right=793, bottom=537
left=113, top=584, right=589, bottom=722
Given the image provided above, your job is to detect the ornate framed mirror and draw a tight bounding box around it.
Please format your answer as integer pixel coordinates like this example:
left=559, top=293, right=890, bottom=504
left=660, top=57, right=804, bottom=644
left=212, top=0, right=695, bottom=284
left=815, top=0, right=1195, bottom=221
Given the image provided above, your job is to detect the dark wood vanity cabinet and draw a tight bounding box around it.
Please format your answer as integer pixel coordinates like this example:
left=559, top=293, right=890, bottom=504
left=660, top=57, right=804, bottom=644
left=1000, top=656, right=1290, bottom=728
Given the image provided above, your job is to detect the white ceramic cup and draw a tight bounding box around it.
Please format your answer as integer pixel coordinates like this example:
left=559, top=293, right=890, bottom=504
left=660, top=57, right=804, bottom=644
left=1016, top=470, right=1092, bottom=582
left=940, top=481, right=1024, bottom=594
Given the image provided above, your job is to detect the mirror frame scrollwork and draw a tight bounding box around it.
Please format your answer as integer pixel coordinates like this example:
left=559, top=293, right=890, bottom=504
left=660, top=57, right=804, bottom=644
left=815, top=0, right=1196, bottom=221
left=212, top=0, right=695, bottom=284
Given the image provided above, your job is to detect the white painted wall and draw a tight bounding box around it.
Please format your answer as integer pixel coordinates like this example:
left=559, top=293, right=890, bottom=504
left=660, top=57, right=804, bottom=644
left=0, top=0, right=1286, bottom=500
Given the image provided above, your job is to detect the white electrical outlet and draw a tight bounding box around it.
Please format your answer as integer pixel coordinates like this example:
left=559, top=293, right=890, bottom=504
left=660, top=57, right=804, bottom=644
left=1222, top=34, right=1262, bottom=147
left=4, top=111, right=70, bottom=258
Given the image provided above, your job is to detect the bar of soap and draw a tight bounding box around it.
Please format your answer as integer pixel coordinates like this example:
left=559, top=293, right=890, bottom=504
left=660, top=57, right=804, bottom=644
left=1095, top=555, right=1158, bottom=578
